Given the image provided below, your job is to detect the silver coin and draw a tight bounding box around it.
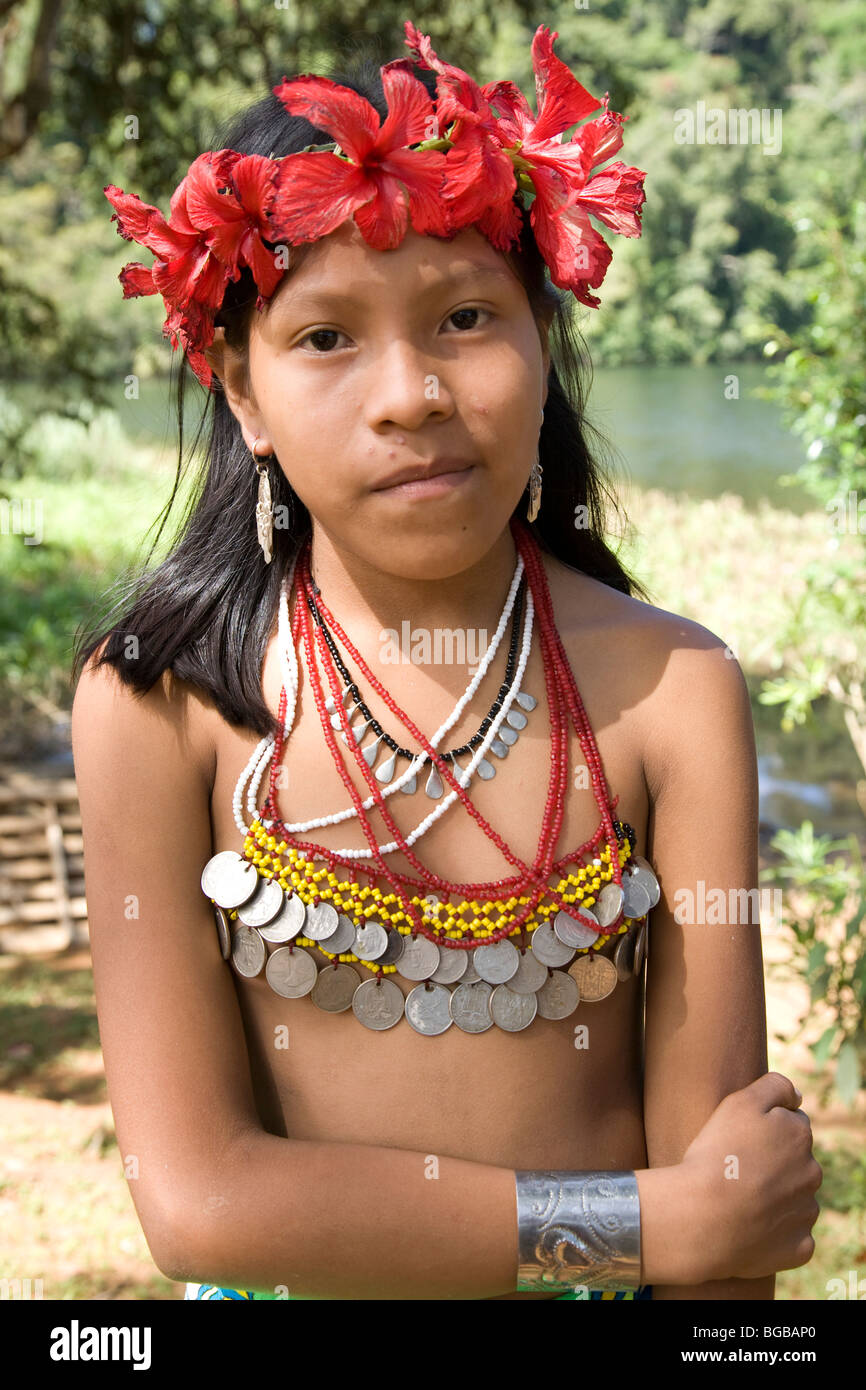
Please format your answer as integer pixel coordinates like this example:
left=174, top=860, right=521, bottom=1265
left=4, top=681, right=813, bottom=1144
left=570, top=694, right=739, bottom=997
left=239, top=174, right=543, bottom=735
left=461, top=953, right=481, bottom=984
left=353, top=921, right=389, bottom=961
left=202, top=851, right=260, bottom=910
left=258, top=891, right=307, bottom=943
left=316, top=911, right=357, bottom=955
left=530, top=921, right=576, bottom=968
left=613, top=930, right=636, bottom=981
left=230, top=923, right=266, bottom=978
left=631, top=857, right=661, bottom=908
left=405, top=982, right=454, bottom=1035
left=396, top=933, right=441, bottom=981
left=553, top=907, right=600, bottom=949
left=212, top=904, right=232, bottom=961
left=490, top=983, right=537, bottom=1031
left=311, top=962, right=359, bottom=1013
left=568, top=953, right=618, bottom=1001
left=266, top=945, right=318, bottom=998
left=593, top=881, right=625, bottom=928
left=352, top=976, right=405, bottom=1030
left=431, top=944, right=468, bottom=985
left=237, top=875, right=286, bottom=928
left=473, top=937, right=520, bottom=984
left=633, top=921, right=647, bottom=976
left=536, top=968, right=581, bottom=1019
left=622, top=873, right=651, bottom=921
left=449, top=980, right=494, bottom=1033
left=507, top=947, right=549, bottom=994
left=302, top=900, right=340, bottom=941
left=376, top=927, right=405, bottom=965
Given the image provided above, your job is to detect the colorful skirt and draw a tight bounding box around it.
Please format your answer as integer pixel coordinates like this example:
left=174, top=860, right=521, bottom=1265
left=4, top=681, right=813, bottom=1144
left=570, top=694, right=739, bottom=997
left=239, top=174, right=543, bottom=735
left=184, top=1282, right=652, bottom=1300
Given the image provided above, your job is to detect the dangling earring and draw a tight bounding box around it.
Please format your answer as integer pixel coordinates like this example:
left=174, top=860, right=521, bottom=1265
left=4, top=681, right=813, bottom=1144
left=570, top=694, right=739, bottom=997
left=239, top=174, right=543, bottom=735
left=526, top=409, right=544, bottom=523
left=252, top=437, right=276, bottom=564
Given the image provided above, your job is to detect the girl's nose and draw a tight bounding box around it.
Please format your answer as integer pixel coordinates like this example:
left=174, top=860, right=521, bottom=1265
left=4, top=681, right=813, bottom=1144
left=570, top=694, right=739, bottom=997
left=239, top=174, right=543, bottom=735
left=362, top=340, right=455, bottom=432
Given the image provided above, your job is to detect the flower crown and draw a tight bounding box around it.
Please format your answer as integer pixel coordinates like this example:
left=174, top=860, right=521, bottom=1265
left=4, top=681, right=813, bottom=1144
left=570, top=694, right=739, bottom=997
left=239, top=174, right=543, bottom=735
left=104, top=21, right=646, bottom=391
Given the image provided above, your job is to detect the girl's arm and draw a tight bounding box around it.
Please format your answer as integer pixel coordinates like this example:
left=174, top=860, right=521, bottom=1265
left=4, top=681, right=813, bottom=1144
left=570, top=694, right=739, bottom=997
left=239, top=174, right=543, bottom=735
left=72, top=649, right=809, bottom=1297
left=641, top=629, right=778, bottom=1299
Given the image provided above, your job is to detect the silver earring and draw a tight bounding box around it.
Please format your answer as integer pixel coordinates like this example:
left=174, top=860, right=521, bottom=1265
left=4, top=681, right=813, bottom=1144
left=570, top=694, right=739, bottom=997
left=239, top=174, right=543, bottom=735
left=526, top=409, right=544, bottom=524
left=252, top=436, right=275, bottom=564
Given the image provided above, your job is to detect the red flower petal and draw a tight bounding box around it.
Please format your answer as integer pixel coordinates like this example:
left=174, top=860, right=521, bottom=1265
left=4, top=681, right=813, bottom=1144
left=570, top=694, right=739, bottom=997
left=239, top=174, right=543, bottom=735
left=270, top=151, right=374, bottom=242
left=476, top=197, right=525, bottom=253
left=577, top=108, right=626, bottom=176
left=353, top=171, right=410, bottom=249
left=530, top=166, right=612, bottom=304
left=236, top=228, right=285, bottom=299
left=530, top=26, right=602, bottom=144
left=272, top=75, right=378, bottom=163
left=480, top=80, right=534, bottom=143
left=573, top=161, right=646, bottom=236
left=164, top=302, right=215, bottom=389
left=230, top=154, right=279, bottom=218
left=378, top=60, right=439, bottom=150
left=182, top=159, right=243, bottom=233
left=403, top=22, right=495, bottom=132
left=441, top=130, right=517, bottom=229
left=153, top=242, right=231, bottom=311
left=104, top=186, right=193, bottom=261
left=118, top=262, right=157, bottom=298
left=381, top=147, right=450, bottom=237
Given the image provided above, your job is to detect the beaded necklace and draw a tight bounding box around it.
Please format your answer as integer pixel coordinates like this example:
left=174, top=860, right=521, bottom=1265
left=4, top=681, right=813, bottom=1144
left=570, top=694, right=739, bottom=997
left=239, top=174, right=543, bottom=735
left=201, top=518, right=660, bottom=1033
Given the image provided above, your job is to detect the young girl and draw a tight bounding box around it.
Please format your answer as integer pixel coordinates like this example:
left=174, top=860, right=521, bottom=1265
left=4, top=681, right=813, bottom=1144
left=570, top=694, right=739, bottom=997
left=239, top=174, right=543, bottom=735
left=72, top=24, right=820, bottom=1301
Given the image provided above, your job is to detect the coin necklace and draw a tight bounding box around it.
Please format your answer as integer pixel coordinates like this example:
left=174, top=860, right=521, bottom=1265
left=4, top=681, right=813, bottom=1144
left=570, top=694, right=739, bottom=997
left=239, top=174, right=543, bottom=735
left=201, top=518, right=661, bottom=1033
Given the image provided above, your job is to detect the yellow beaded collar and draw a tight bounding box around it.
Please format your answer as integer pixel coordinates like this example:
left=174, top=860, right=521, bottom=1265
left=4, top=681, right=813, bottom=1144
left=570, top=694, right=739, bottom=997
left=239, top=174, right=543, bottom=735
left=239, top=818, right=641, bottom=976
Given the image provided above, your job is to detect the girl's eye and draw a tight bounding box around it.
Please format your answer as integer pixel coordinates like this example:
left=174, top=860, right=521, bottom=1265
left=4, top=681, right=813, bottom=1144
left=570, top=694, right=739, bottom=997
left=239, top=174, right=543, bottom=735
left=444, top=307, right=491, bottom=332
left=298, top=328, right=348, bottom=352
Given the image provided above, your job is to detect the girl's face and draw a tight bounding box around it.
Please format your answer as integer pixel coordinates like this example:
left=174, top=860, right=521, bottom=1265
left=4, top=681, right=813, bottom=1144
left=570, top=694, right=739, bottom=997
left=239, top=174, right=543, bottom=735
left=210, top=222, right=550, bottom=581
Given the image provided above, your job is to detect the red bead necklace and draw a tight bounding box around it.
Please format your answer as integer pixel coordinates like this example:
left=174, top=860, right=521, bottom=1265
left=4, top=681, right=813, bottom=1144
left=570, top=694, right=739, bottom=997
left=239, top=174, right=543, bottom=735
left=261, top=517, right=623, bottom=951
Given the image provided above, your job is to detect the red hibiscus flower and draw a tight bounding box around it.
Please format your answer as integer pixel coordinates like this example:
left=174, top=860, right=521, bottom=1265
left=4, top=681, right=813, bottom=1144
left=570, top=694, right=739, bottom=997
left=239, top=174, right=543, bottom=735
left=269, top=59, right=449, bottom=250
left=105, top=150, right=286, bottom=387
left=405, top=22, right=646, bottom=303
left=403, top=20, right=520, bottom=249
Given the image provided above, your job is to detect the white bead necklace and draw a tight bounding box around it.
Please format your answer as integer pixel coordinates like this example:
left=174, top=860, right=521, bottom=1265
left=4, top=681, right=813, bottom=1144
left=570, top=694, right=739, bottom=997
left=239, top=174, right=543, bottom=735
left=231, top=547, right=534, bottom=856
left=252, top=578, right=535, bottom=858
left=273, top=550, right=525, bottom=816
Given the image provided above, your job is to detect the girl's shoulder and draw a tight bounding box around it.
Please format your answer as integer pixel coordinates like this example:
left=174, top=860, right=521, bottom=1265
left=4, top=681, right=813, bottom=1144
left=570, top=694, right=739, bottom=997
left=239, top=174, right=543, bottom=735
left=540, top=550, right=751, bottom=794
left=72, top=638, right=216, bottom=795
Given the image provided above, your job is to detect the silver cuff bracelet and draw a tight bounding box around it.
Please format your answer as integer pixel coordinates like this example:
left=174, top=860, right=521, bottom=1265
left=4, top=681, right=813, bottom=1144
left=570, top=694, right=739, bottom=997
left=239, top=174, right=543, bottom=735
left=514, top=1170, right=642, bottom=1293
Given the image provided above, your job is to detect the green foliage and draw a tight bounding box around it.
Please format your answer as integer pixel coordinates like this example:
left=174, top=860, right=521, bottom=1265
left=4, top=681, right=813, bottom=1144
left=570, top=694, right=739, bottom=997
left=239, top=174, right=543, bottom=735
left=752, top=190, right=866, bottom=773
left=765, top=821, right=866, bottom=1110
left=2, top=0, right=865, bottom=397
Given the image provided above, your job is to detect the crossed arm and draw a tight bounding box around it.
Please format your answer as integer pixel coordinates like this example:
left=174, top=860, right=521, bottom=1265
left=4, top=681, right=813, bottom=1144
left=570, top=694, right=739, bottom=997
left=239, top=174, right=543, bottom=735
left=638, top=627, right=775, bottom=1299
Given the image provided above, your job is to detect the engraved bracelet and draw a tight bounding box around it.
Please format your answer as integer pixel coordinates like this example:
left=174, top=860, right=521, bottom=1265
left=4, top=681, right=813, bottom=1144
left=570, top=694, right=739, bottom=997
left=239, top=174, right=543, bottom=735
left=514, top=1170, right=642, bottom=1293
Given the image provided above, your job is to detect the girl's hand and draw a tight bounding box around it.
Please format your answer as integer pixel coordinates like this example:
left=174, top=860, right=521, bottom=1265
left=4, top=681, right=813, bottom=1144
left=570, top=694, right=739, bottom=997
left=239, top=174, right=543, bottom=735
left=678, top=1071, right=822, bottom=1282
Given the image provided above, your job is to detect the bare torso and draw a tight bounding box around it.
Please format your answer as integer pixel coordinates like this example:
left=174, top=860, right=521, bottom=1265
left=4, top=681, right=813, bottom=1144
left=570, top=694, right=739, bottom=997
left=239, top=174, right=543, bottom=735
left=201, top=548, right=653, bottom=1299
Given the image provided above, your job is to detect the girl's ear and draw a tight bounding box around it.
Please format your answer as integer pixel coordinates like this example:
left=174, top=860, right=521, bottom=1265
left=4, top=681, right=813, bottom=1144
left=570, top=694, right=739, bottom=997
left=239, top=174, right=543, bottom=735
left=204, top=328, right=263, bottom=447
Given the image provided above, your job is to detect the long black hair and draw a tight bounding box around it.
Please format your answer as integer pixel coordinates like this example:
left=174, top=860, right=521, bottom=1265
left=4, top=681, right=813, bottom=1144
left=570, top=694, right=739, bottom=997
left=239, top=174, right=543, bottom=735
left=72, top=49, right=651, bottom=740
